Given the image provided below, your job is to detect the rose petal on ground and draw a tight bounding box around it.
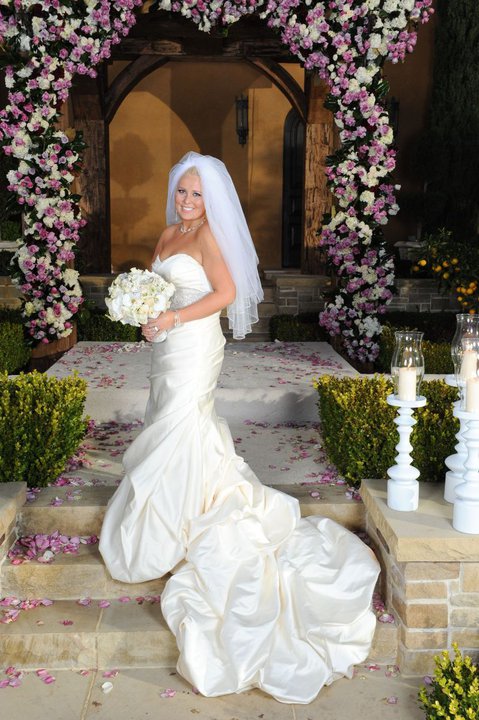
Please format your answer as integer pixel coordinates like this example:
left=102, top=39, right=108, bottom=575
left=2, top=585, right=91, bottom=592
left=101, top=681, right=113, bottom=694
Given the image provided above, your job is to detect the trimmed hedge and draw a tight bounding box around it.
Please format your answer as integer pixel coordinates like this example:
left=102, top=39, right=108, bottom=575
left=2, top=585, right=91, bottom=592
left=315, top=375, right=458, bottom=487
left=377, top=324, right=454, bottom=374
left=0, top=371, right=89, bottom=487
left=0, top=321, right=30, bottom=373
left=270, top=313, right=327, bottom=342
left=382, top=311, right=456, bottom=343
left=77, top=308, right=141, bottom=342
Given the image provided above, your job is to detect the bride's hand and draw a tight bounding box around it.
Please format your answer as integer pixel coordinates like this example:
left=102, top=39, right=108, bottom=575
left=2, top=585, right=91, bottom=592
left=141, top=312, right=174, bottom=342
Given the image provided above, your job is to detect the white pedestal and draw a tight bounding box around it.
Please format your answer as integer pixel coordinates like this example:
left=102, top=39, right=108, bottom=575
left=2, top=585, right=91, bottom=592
left=453, top=409, right=479, bottom=534
left=386, top=394, right=427, bottom=512
left=444, top=376, right=466, bottom=503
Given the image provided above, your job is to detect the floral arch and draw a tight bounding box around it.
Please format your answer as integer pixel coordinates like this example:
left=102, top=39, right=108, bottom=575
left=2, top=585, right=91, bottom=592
left=0, top=0, right=433, bottom=362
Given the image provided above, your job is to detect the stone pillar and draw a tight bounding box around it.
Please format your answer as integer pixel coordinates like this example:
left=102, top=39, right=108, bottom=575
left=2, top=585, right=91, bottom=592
left=70, top=72, right=111, bottom=274
left=302, top=74, right=335, bottom=275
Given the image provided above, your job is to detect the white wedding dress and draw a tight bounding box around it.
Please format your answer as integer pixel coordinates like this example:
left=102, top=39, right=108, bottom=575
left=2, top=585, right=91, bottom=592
left=99, top=253, right=380, bottom=704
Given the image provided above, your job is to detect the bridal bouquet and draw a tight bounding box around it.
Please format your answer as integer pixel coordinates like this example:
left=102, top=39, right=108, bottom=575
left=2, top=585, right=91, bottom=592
left=105, top=268, right=175, bottom=342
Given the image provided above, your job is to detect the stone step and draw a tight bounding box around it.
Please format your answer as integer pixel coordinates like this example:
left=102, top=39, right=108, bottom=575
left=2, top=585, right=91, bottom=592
left=1, top=543, right=166, bottom=601
left=0, top=483, right=27, bottom=562
left=16, top=485, right=365, bottom=539
left=221, top=315, right=271, bottom=334
left=0, top=598, right=397, bottom=671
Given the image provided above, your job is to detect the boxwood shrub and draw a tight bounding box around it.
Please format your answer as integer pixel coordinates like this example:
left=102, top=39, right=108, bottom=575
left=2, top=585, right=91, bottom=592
left=0, top=321, right=30, bottom=374
left=377, top=324, right=454, bottom=374
left=270, top=313, right=327, bottom=342
left=77, top=307, right=141, bottom=342
left=0, top=371, right=89, bottom=487
left=315, top=375, right=458, bottom=487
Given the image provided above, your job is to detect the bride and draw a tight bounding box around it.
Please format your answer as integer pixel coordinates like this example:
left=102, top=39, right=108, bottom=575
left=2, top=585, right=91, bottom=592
left=99, top=151, right=380, bottom=705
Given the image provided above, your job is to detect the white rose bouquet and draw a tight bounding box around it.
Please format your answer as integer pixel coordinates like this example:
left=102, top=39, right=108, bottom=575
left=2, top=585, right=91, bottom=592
left=105, top=268, right=176, bottom=343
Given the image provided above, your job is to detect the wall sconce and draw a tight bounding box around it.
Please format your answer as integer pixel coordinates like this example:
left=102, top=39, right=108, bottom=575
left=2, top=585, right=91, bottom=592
left=235, top=94, right=248, bottom=146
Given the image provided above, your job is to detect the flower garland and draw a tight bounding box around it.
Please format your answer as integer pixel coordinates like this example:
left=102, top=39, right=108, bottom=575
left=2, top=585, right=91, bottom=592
left=158, top=0, right=433, bottom=361
left=0, top=1, right=433, bottom=357
left=0, top=1, right=142, bottom=344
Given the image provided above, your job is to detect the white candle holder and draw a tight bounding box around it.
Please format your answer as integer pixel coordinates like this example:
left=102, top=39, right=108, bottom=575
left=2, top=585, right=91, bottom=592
left=453, top=408, right=479, bottom=534
left=386, top=394, right=427, bottom=512
left=444, top=375, right=467, bottom=503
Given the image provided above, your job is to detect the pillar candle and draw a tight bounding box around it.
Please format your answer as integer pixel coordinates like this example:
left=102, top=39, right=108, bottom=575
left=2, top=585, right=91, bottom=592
left=460, top=349, right=477, bottom=381
left=466, top=377, right=479, bottom=412
left=398, top=367, right=416, bottom=401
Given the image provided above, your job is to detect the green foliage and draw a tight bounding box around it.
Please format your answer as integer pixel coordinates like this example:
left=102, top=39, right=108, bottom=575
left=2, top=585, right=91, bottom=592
left=315, top=376, right=457, bottom=487
left=0, top=251, right=13, bottom=275
left=383, top=312, right=456, bottom=343
left=419, top=643, right=479, bottom=719
left=0, top=371, right=89, bottom=487
left=0, top=321, right=30, bottom=373
left=77, top=306, right=141, bottom=342
left=270, top=313, right=327, bottom=342
left=377, top=324, right=454, bottom=374
left=1, top=220, right=21, bottom=245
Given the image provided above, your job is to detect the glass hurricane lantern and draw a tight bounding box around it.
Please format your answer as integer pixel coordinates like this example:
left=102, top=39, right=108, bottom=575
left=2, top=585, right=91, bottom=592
left=386, top=331, right=426, bottom=512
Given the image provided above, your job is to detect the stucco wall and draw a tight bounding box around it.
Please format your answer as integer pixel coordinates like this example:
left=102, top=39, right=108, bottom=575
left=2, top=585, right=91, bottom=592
left=109, top=60, right=304, bottom=272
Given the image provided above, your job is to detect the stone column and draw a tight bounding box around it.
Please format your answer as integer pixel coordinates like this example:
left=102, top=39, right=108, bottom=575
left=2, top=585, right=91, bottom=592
left=302, top=74, right=335, bottom=275
left=70, top=72, right=111, bottom=274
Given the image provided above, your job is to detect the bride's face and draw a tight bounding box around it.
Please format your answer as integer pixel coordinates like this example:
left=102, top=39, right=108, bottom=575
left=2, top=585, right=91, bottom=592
left=175, top=173, right=205, bottom=223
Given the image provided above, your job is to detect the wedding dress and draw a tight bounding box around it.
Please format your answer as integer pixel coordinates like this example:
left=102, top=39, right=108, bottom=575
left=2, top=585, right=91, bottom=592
left=99, top=253, right=380, bottom=705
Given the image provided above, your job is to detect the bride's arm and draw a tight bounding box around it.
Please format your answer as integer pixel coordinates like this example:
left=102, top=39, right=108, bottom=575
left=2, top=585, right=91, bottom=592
left=142, top=227, right=235, bottom=339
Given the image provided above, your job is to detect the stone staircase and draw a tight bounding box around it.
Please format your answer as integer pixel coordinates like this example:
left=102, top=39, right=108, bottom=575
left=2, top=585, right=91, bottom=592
left=0, top=481, right=398, bottom=671
left=221, top=281, right=276, bottom=342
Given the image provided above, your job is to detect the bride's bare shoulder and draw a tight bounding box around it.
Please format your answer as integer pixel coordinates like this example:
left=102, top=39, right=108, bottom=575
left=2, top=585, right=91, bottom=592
left=152, top=225, right=178, bottom=260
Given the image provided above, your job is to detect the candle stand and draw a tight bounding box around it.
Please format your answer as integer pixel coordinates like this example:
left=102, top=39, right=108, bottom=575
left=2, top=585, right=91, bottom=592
left=453, top=408, right=479, bottom=534
left=386, top=394, right=427, bottom=512
left=444, top=375, right=467, bottom=503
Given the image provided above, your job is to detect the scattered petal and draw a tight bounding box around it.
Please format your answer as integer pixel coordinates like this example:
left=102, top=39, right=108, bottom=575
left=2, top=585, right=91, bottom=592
left=101, top=681, right=113, bottom=694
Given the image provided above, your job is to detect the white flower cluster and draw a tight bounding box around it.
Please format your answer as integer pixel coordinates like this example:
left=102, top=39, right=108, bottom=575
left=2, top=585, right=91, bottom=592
left=106, top=268, right=176, bottom=327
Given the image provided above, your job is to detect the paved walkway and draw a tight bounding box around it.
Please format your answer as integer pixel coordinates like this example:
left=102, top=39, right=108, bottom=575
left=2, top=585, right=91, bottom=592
left=1, top=341, right=430, bottom=718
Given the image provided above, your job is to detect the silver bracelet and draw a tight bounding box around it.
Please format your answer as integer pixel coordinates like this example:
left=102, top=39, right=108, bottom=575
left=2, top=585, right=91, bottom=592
left=173, top=311, right=182, bottom=328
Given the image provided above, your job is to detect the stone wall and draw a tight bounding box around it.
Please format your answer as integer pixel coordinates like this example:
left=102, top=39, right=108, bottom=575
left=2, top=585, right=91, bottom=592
left=0, top=276, right=21, bottom=309
left=0, top=273, right=461, bottom=317
left=362, top=479, right=479, bottom=676
left=263, top=271, right=331, bottom=316
left=388, top=278, right=460, bottom=313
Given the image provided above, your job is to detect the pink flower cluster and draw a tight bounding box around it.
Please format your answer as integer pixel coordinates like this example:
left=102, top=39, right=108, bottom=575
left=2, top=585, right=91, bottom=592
left=1, top=0, right=434, bottom=356
left=0, top=0, right=142, bottom=343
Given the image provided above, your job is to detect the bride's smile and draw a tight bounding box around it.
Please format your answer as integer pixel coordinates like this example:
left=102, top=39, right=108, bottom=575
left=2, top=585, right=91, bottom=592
left=175, top=173, right=205, bottom=227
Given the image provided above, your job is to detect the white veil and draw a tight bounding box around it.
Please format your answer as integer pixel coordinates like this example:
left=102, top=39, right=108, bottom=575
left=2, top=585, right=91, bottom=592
left=166, top=151, right=264, bottom=339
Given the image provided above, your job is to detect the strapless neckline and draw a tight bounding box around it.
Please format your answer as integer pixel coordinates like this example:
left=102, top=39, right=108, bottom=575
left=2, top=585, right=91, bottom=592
left=157, top=253, right=203, bottom=269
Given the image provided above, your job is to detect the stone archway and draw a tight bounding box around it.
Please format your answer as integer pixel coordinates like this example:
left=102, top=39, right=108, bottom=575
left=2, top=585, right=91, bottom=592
left=70, top=14, right=334, bottom=274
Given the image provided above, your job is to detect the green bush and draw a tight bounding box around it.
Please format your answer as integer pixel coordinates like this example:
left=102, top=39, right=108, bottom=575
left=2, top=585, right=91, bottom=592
left=0, top=321, right=30, bottom=373
left=77, top=308, right=141, bottom=342
left=315, top=375, right=458, bottom=487
left=419, top=643, right=479, bottom=719
left=0, top=371, right=89, bottom=487
left=0, top=250, right=14, bottom=275
left=0, top=220, right=21, bottom=245
left=270, top=313, right=327, bottom=341
left=376, top=324, right=453, bottom=374
left=382, top=312, right=456, bottom=343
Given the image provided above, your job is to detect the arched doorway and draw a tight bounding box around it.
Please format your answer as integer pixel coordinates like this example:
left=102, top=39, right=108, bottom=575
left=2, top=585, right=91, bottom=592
left=107, top=59, right=306, bottom=272
left=282, top=108, right=305, bottom=268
